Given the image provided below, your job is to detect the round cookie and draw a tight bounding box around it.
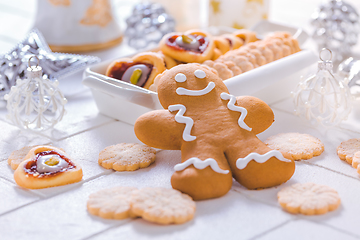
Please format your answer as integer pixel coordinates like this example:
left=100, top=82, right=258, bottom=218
left=98, top=143, right=156, bottom=171
left=14, top=146, right=83, bottom=189
left=278, top=182, right=341, bottom=215
left=131, top=187, right=196, bottom=224
left=134, top=63, right=295, bottom=200
left=264, top=132, right=324, bottom=161
left=87, top=186, right=138, bottom=220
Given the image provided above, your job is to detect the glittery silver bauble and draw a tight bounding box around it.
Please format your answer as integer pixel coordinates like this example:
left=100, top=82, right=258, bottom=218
left=338, top=57, right=360, bottom=97
left=0, top=29, right=100, bottom=98
left=311, top=0, right=360, bottom=62
left=125, top=2, right=176, bottom=49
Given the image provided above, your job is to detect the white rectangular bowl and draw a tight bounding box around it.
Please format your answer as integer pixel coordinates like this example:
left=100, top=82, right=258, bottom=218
left=82, top=21, right=318, bottom=125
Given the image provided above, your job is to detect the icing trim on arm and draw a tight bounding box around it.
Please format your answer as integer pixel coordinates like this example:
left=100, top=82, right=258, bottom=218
left=236, top=150, right=291, bottom=170
left=220, top=92, right=252, bottom=131
left=174, top=157, right=229, bottom=174
left=176, top=82, right=215, bottom=96
left=168, top=104, right=196, bottom=142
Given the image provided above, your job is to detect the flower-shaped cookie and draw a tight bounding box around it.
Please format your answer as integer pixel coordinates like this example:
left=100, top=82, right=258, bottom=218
left=87, top=186, right=138, bottom=220
left=265, top=132, right=324, bottom=160
left=98, top=143, right=156, bottom=171
left=337, top=138, right=360, bottom=165
left=131, top=187, right=196, bottom=224
left=278, top=182, right=341, bottom=215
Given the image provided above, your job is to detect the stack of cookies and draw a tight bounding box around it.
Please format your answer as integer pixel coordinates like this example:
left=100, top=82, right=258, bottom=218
left=203, top=32, right=301, bottom=80
left=105, top=29, right=301, bottom=92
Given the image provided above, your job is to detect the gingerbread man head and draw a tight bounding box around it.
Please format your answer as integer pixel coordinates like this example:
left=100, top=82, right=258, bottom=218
left=135, top=63, right=295, bottom=200
left=155, top=64, right=227, bottom=109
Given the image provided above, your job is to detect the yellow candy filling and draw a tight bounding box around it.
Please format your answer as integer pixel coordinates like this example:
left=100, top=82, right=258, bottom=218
left=130, top=68, right=143, bottom=85
left=182, top=34, right=194, bottom=44
left=44, top=157, right=60, bottom=166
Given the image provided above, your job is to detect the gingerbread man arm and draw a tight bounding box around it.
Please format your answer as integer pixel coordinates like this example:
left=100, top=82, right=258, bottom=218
left=134, top=110, right=184, bottom=150
left=236, top=96, right=274, bottom=135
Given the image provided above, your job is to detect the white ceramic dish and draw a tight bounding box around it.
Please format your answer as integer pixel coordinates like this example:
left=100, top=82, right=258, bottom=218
left=82, top=21, right=318, bottom=125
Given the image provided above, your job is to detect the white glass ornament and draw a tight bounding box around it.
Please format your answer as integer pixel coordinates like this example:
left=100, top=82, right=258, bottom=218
left=292, top=48, right=352, bottom=126
left=4, top=56, right=67, bottom=131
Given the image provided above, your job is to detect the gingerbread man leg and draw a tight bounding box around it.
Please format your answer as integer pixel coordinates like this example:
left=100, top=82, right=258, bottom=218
left=171, top=142, right=233, bottom=200
left=225, top=138, right=295, bottom=189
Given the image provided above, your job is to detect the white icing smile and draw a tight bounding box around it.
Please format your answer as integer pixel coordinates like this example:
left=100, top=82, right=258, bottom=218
left=176, top=82, right=215, bottom=96
left=174, top=157, right=229, bottom=174
left=236, top=150, right=291, bottom=170
left=36, top=154, right=69, bottom=173
left=168, top=104, right=196, bottom=142
left=221, top=92, right=252, bottom=131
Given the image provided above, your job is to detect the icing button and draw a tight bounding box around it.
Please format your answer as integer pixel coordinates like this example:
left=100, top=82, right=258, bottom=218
left=194, top=69, right=206, bottom=79
left=175, top=73, right=187, bottom=82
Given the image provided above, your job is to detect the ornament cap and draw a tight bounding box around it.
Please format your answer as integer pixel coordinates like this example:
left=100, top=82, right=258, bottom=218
left=27, top=56, right=42, bottom=79
left=26, top=66, right=42, bottom=79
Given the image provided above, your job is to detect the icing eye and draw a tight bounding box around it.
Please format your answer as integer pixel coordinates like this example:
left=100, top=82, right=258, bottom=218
left=175, top=73, right=187, bottom=82
left=194, top=69, right=206, bottom=79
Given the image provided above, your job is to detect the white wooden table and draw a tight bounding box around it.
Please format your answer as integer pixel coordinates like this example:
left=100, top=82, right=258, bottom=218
left=1, top=1, right=360, bottom=239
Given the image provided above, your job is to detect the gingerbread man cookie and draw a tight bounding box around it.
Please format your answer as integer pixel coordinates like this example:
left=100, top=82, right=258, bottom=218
left=134, top=63, right=295, bottom=200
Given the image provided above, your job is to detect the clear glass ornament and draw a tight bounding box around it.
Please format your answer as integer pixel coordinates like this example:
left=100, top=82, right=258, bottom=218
left=292, top=48, right=352, bottom=126
left=4, top=56, right=67, bottom=131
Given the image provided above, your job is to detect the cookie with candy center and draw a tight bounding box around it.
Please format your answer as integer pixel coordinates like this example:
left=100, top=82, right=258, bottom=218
left=159, top=29, right=215, bottom=63
left=106, top=52, right=166, bottom=89
left=14, top=146, right=82, bottom=189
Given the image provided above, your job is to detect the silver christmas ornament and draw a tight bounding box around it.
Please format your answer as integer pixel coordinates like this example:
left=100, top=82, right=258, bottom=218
left=311, top=0, right=360, bottom=62
left=125, top=2, right=176, bottom=49
left=4, top=56, right=67, bottom=131
left=0, top=29, right=100, bottom=97
left=292, top=48, right=352, bottom=127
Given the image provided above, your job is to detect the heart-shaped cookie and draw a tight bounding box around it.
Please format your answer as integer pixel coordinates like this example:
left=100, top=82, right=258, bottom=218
left=106, top=52, right=166, bottom=89
left=159, top=29, right=215, bottom=63
left=14, top=146, right=83, bottom=189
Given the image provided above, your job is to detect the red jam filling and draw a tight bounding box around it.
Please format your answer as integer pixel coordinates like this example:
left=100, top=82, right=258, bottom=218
left=24, top=150, right=75, bottom=177
left=107, top=62, right=153, bottom=87
left=166, top=34, right=209, bottom=53
left=225, top=38, right=233, bottom=48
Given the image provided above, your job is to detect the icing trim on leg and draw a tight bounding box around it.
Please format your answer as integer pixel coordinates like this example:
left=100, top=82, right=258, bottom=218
left=220, top=92, right=252, bottom=131
left=168, top=104, right=196, bottom=142
left=174, top=157, right=230, bottom=174
left=236, top=150, right=291, bottom=169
